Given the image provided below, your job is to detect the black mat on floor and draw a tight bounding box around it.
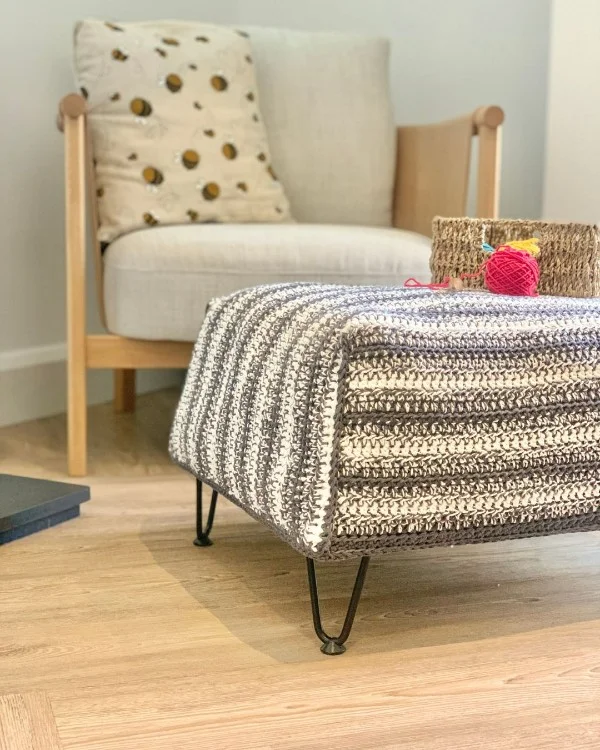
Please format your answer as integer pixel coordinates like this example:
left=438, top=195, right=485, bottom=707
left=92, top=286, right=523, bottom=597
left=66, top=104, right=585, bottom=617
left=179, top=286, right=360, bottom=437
left=0, top=474, right=90, bottom=544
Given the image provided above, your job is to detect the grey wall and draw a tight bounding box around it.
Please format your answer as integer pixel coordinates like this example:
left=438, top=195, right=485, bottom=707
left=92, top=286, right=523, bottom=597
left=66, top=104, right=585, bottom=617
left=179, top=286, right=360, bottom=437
left=0, top=0, right=551, bottom=424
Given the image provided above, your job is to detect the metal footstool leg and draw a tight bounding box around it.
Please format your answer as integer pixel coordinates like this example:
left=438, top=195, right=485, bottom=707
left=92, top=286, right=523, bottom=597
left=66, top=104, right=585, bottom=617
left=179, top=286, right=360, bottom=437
left=194, top=479, right=218, bottom=547
left=306, top=556, right=370, bottom=655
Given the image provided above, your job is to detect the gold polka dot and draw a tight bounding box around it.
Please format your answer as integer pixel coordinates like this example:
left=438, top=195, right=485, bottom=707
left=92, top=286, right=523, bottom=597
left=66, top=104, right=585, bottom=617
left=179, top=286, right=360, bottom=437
left=210, top=75, right=228, bottom=92
left=202, top=183, right=220, bottom=200
left=111, top=48, right=128, bottom=61
left=182, top=150, right=200, bottom=169
left=130, top=98, right=152, bottom=117
left=162, top=37, right=179, bottom=45
left=166, top=74, right=183, bottom=93
left=222, top=143, right=237, bottom=160
left=143, top=212, right=159, bottom=226
left=142, top=167, right=164, bottom=185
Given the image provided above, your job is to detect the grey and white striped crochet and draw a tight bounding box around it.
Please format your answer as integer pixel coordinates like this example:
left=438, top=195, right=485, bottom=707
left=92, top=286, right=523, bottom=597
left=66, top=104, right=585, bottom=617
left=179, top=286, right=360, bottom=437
left=170, top=284, right=600, bottom=560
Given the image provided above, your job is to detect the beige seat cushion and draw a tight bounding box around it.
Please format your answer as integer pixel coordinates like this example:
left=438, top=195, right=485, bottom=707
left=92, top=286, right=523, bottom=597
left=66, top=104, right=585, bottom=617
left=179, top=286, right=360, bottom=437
left=74, top=20, right=292, bottom=242
left=103, top=224, right=432, bottom=341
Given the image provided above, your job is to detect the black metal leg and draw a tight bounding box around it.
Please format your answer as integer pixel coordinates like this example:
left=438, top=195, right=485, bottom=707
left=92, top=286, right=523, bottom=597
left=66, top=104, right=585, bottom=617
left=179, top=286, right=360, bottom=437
left=194, top=479, right=218, bottom=547
left=306, top=556, right=370, bottom=655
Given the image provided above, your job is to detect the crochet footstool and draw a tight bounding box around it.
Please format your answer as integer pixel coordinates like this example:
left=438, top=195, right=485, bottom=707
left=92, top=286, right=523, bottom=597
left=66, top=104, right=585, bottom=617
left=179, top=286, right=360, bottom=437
left=170, top=284, right=600, bottom=654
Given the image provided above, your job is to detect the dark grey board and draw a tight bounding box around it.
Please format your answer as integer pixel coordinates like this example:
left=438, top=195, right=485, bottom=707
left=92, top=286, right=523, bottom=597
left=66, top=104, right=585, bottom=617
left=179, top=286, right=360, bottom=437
left=0, top=473, right=90, bottom=544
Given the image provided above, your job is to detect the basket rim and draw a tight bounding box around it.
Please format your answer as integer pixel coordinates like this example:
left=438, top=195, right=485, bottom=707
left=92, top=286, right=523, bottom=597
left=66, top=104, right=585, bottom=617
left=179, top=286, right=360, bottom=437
left=432, top=215, right=600, bottom=233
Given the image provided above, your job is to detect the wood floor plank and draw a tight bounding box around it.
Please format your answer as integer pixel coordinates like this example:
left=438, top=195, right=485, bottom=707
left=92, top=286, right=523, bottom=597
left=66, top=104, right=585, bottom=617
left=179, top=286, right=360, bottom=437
left=1, top=390, right=600, bottom=748
left=0, top=692, right=63, bottom=750
left=50, top=624, right=600, bottom=749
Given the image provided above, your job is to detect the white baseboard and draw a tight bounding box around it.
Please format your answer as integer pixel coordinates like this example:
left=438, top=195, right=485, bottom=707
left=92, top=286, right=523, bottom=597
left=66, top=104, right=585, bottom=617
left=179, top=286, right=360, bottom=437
left=0, top=342, right=182, bottom=427
left=0, top=342, right=67, bottom=373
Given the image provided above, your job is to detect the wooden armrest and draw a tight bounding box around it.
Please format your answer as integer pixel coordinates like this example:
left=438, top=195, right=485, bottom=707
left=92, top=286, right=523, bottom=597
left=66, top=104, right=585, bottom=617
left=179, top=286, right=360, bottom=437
left=471, top=105, right=504, bottom=220
left=58, top=92, right=106, bottom=329
left=472, top=105, right=504, bottom=131
left=393, top=105, right=504, bottom=237
left=57, top=93, right=87, bottom=133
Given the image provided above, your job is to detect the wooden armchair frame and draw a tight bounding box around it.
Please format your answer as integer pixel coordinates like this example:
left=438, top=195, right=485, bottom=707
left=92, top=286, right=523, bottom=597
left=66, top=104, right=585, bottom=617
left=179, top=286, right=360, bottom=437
left=58, top=93, right=503, bottom=475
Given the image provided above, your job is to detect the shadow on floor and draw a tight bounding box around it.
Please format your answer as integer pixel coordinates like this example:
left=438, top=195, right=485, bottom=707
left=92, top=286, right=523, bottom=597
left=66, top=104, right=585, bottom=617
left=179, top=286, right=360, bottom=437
left=141, top=496, right=600, bottom=663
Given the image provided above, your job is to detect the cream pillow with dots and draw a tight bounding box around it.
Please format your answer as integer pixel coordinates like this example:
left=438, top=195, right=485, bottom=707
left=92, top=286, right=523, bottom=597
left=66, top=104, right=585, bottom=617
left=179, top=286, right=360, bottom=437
left=74, top=19, right=292, bottom=242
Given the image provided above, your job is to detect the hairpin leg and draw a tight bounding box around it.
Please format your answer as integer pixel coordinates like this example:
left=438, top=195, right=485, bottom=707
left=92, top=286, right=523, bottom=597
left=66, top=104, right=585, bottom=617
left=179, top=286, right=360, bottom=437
left=194, top=479, right=218, bottom=547
left=306, top=556, right=370, bottom=655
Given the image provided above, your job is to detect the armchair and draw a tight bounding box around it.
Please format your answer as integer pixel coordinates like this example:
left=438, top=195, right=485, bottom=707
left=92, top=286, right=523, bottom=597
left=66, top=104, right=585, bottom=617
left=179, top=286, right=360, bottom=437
left=58, top=24, right=503, bottom=476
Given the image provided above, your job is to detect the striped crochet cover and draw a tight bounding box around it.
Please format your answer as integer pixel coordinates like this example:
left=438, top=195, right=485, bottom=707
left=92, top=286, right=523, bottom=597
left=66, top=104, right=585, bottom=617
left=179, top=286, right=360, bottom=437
left=170, top=284, right=600, bottom=560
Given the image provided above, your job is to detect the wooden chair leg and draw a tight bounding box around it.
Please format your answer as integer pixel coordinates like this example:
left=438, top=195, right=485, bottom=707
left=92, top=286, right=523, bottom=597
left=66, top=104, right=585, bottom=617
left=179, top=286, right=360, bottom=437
left=114, top=369, right=136, bottom=413
left=67, top=354, right=87, bottom=477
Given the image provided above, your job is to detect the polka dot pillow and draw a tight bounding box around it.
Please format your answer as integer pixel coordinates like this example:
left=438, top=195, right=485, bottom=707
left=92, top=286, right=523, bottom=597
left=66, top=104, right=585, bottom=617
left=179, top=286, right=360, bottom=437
left=74, top=20, right=293, bottom=242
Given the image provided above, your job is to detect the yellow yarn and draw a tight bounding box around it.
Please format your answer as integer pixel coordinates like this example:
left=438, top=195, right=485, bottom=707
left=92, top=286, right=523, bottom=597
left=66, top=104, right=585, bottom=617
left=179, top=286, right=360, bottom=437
left=505, top=238, right=540, bottom=257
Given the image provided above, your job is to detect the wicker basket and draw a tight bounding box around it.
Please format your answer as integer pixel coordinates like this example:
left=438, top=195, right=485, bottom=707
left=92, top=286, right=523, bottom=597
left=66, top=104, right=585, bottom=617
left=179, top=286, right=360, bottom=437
left=431, top=217, right=600, bottom=297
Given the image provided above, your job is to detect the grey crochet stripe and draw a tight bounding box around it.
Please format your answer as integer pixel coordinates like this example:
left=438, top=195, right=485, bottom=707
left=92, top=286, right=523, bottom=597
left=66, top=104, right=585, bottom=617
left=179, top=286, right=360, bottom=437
left=169, top=284, right=600, bottom=561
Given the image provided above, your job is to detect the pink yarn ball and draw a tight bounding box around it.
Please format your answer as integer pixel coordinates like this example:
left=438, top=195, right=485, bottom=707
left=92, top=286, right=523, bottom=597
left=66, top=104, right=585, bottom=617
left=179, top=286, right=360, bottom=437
left=484, top=248, right=540, bottom=296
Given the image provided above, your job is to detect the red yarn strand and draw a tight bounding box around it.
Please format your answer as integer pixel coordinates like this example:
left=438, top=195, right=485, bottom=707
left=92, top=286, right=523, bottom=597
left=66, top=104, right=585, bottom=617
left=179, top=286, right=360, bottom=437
left=404, top=248, right=539, bottom=297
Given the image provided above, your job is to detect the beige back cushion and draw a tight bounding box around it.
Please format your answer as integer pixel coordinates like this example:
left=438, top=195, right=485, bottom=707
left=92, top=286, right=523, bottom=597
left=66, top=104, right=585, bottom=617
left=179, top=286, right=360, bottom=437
left=74, top=20, right=292, bottom=242
left=245, top=27, right=396, bottom=227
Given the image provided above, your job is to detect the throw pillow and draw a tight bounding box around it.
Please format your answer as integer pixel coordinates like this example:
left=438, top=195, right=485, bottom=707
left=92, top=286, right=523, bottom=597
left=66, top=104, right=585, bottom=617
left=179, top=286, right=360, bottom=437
left=74, top=20, right=292, bottom=242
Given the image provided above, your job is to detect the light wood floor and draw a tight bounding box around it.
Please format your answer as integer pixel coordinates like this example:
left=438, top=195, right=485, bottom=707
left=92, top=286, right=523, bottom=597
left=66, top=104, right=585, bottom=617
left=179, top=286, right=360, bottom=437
left=1, top=389, right=600, bottom=749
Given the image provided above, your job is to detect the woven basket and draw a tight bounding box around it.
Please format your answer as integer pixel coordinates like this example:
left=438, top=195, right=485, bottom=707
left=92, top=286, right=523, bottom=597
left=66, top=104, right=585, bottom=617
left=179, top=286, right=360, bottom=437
left=431, top=217, right=600, bottom=297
